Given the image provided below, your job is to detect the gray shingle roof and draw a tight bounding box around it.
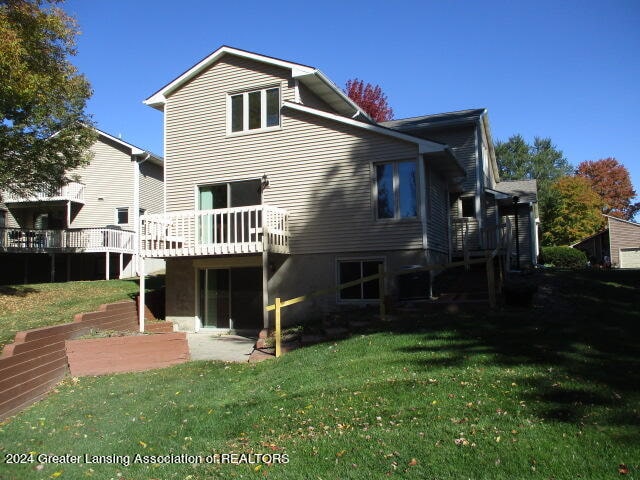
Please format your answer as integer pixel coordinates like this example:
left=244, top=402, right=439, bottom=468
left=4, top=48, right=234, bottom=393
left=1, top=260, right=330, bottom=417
left=381, top=109, right=486, bottom=130
left=494, top=180, right=538, bottom=203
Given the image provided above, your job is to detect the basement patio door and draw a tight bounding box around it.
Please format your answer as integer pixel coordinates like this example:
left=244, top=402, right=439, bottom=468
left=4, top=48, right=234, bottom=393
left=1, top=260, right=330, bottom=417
left=199, top=269, right=230, bottom=329
left=198, top=267, right=262, bottom=330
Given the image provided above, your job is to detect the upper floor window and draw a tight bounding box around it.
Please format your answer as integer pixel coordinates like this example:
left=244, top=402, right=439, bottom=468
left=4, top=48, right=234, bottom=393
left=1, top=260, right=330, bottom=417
left=229, top=87, right=280, bottom=133
left=460, top=196, right=475, bottom=218
left=116, top=207, right=129, bottom=225
left=374, top=160, right=417, bottom=219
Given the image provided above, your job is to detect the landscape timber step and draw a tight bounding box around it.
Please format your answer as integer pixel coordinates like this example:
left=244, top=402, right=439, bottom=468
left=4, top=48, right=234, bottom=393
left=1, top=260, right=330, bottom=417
left=144, top=321, right=174, bottom=333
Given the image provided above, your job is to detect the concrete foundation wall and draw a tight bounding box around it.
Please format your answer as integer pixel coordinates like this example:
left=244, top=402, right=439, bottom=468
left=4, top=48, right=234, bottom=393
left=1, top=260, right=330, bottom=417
left=165, top=257, right=197, bottom=331
left=268, top=249, right=428, bottom=326
left=165, top=249, right=436, bottom=332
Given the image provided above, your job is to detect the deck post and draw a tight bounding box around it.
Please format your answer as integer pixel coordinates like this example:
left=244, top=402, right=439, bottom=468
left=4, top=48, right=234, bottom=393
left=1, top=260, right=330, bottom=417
left=50, top=253, right=55, bottom=283
left=262, top=250, right=269, bottom=329
left=119, top=253, right=123, bottom=279
left=105, top=252, right=110, bottom=280
left=275, top=297, right=281, bottom=358
left=378, top=264, right=386, bottom=321
left=139, top=258, right=146, bottom=333
left=487, top=255, right=496, bottom=308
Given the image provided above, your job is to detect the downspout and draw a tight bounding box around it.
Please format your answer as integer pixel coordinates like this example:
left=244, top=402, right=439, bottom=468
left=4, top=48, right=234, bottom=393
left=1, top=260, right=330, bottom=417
left=475, top=119, right=484, bottom=246
left=529, top=202, right=538, bottom=265
left=418, top=154, right=433, bottom=297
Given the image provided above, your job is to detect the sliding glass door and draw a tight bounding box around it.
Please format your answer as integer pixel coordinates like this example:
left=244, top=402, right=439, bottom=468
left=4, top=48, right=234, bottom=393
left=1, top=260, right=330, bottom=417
left=198, top=269, right=230, bottom=328
left=198, top=180, right=261, bottom=245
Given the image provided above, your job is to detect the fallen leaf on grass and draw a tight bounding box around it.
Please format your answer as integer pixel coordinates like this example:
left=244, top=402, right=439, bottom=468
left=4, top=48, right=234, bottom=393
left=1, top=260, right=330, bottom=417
left=408, top=458, right=418, bottom=466
left=618, top=464, right=629, bottom=475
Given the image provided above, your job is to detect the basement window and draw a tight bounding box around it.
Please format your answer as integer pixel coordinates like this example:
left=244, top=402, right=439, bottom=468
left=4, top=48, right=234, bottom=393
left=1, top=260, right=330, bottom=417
left=338, top=259, right=383, bottom=301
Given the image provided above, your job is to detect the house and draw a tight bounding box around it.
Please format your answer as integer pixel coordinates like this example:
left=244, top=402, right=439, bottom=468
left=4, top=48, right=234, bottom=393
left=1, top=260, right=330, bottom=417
left=139, top=46, right=538, bottom=333
left=571, top=215, right=640, bottom=268
left=0, top=128, right=165, bottom=284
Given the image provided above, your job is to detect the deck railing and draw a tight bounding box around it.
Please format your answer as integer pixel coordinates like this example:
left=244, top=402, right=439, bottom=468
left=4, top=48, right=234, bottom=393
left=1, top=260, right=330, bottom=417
left=140, top=205, right=290, bottom=257
left=451, top=217, right=512, bottom=257
left=0, top=227, right=135, bottom=253
left=3, top=182, right=85, bottom=203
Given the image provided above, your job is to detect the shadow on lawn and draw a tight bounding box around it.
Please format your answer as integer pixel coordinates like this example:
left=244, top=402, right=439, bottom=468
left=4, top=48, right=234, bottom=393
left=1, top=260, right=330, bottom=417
left=0, top=285, right=39, bottom=296
left=381, top=269, right=640, bottom=427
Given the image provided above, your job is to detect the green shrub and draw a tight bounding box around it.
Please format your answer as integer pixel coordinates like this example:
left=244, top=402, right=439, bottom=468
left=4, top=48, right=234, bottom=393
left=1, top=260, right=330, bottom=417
left=540, top=246, right=588, bottom=268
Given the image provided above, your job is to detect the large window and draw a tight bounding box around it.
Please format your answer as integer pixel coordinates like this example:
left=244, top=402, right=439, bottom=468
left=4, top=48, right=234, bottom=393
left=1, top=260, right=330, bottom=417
left=375, top=160, right=417, bottom=219
left=338, top=259, right=383, bottom=301
left=229, top=87, right=280, bottom=133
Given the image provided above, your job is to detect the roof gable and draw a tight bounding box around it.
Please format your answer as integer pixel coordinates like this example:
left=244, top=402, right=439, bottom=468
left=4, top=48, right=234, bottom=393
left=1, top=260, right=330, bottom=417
left=94, top=128, right=163, bottom=165
left=144, top=45, right=368, bottom=120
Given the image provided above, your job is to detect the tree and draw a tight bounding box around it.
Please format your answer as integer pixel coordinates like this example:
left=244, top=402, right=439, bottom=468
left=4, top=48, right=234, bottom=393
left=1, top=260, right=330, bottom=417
left=0, top=0, right=95, bottom=199
left=542, top=176, right=605, bottom=246
left=576, top=158, right=640, bottom=220
left=495, top=134, right=573, bottom=228
left=344, top=78, right=393, bottom=122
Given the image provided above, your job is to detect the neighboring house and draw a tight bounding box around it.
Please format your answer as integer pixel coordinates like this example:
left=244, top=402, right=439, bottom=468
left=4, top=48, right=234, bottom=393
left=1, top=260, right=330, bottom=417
left=571, top=215, right=640, bottom=268
left=0, top=128, right=165, bottom=284
left=139, top=46, right=538, bottom=333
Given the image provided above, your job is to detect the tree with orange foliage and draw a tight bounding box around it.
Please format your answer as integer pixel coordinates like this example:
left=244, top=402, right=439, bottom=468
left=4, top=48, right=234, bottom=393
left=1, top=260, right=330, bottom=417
left=344, top=79, right=393, bottom=122
left=543, top=176, right=605, bottom=246
left=576, top=158, right=639, bottom=220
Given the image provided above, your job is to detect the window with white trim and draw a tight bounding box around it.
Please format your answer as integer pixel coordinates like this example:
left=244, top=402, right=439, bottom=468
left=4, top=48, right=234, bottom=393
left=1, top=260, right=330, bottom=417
left=116, top=207, right=129, bottom=225
left=229, top=87, right=280, bottom=133
left=374, top=160, right=417, bottom=219
left=338, top=259, right=383, bottom=301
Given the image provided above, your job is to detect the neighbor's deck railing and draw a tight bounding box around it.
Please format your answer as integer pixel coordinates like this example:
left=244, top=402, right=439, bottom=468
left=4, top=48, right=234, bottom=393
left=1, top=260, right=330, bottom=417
left=140, top=205, right=289, bottom=257
left=0, top=227, right=135, bottom=253
left=3, top=181, right=85, bottom=203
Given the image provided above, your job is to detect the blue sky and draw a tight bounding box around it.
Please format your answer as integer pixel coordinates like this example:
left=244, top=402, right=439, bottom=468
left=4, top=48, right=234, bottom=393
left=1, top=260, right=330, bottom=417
left=64, top=0, right=640, bottom=204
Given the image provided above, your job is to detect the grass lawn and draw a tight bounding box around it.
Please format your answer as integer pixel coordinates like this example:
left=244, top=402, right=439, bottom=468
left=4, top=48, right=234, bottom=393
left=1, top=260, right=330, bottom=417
left=0, top=269, right=638, bottom=479
left=0, top=276, right=163, bottom=349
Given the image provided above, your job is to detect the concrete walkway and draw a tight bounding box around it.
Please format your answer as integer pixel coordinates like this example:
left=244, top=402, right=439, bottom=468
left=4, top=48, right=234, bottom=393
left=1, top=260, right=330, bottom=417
left=187, top=333, right=256, bottom=362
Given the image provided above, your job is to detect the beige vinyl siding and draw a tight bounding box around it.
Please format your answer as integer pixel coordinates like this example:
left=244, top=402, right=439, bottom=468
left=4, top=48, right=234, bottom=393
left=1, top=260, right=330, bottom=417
left=608, top=216, right=640, bottom=267
left=68, top=137, right=135, bottom=230
left=426, top=164, right=449, bottom=253
left=139, top=161, right=164, bottom=215
left=164, top=56, right=421, bottom=254
left=0, top=204, right=19, bottom=228
left=403, top=125, right=477, bottom=193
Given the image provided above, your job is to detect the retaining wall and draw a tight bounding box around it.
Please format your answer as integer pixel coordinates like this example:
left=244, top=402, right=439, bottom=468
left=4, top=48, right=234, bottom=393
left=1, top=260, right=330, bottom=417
left=0, top=301, right=139, bottom=419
